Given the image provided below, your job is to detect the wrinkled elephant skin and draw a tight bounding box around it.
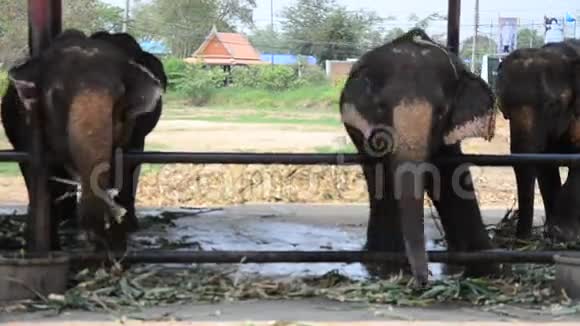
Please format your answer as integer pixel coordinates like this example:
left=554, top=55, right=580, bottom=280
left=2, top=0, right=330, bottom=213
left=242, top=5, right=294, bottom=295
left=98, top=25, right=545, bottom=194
left=339, top=28, right=498, bottom=285
left=0, top=29, right=166, bottom=251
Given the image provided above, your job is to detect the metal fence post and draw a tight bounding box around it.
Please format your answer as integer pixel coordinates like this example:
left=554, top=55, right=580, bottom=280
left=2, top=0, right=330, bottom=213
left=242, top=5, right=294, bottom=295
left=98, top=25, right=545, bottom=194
left=26, top=0, right=62, bottom=253
left=447, top=0, right=461, bottom=54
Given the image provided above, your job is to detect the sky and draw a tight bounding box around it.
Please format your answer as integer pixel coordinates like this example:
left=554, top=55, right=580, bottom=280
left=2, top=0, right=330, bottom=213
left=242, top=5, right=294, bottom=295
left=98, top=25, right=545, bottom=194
left=102, top=0, right=580, bottom=41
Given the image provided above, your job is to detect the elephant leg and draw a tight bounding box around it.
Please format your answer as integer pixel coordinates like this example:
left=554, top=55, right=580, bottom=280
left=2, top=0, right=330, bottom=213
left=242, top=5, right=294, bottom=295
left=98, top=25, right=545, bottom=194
left=537, top=165, right=561, bottom=226
left=514, top=165, right=536, bottom=239
left=426, top=144, right=499, bottom=277
left=48, top=167, right=79, bottom=249
left=549, top=167, right=580, bottom=241
left=116, top=137, right=145, bottom=233
left=17, top=162, right=73, bottom=250
left=361, top=161, right=408, bottom=277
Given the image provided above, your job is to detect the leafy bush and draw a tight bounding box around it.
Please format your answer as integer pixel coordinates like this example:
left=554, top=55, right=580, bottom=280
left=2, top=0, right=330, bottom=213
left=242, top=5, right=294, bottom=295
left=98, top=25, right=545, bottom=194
left=296, top=65, right=327, bottom=86
left=208, top=84, right=341, bottom=110
left=231, top=65, right=299, bottom=91
left=0, top=70, right=8, bottom=95
left=162, top=57, right=189, bottom=90
left=174, top=64, right=227, bottom=106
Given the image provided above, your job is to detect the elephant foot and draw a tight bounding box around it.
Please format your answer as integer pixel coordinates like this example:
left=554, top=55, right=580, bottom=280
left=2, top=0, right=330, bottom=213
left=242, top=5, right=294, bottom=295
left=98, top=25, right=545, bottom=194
left=124, top=211, right=139, bottom=233
left=463, top=262, right=501, bottom=278
left=92, top=227, right=128, bottom=253
left=546, top=218, right=580, bottom=243
left=362, top=235, right=409, bottom=279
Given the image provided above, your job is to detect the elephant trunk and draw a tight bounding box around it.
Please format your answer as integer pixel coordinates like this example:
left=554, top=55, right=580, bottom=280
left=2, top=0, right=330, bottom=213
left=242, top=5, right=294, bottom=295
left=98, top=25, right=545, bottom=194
left=67, top=89, right=125, bottom=244
left=393, top=158, right=429, bottom=286
left=391, top=100, right=433, bottom=286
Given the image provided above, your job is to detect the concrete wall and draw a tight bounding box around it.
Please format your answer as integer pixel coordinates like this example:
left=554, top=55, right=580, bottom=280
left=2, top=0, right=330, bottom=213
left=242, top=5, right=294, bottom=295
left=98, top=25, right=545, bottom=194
left=325, top=59, right=357, bottom=84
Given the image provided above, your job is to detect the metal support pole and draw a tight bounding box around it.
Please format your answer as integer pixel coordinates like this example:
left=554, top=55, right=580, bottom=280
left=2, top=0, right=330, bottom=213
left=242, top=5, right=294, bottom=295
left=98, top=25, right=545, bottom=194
left=447, top=0, right=461, bottom=54
left=69, top=250, right=561, bottom=265
left=120, top=151, right=580, bottom=167
left=0, top=151, right=30, bottom=163
left=26, top=0, right=62, bottom=253
left=470, top=0, right=479, bottom=72
left=122, top=0, right=130, bottom=32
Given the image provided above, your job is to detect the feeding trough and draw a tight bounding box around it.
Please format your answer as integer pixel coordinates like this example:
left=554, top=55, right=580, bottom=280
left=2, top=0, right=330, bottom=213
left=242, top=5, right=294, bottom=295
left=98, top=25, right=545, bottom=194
left=0, top=252, right=70, bottom=302
left=554, top=253, right=580, bottom=300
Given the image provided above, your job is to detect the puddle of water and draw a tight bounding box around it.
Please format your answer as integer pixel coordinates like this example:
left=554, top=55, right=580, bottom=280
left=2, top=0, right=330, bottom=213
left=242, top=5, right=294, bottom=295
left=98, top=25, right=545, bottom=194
left=0, top=206, right=455, bottom=280
left=132, top=212, right=452, bottom=281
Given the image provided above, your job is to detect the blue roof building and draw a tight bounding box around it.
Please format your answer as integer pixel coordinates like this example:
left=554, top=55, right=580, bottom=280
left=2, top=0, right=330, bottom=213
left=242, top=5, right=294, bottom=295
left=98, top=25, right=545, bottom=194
left=260, top=54, right=317, bottom=65
left=139, top=39, right=171, bottom=56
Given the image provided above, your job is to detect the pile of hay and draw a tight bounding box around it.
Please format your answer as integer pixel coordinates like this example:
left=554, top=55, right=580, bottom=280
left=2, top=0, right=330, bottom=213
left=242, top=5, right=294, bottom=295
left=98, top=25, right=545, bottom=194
left=136, top=164, right=368, bottom=206
left=136, top=164, right=520, bottom=208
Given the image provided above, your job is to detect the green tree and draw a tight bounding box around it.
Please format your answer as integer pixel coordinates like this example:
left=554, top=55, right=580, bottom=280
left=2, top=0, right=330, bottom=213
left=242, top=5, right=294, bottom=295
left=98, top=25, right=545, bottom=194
left=248, top=26, right=290, bottom=54
left=0, top=0, right=123, bottom=65
left=63, top=1, right=124, bottom=33
left=460, top=35, right=498, bottom=73
left=408, top=12, right=447, bottom=29
left=131, top=0, right=256, bottom=58
left=384, top=28, right=406, bottom=42
left=517, top=28, right=544, bottom=48
left=281, top=0, right=382, bottom=62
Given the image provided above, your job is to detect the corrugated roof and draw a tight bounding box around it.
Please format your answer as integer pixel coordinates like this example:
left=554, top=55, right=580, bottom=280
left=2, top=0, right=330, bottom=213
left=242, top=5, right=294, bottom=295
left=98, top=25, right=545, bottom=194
left=260, top=54, right=317, bottom=65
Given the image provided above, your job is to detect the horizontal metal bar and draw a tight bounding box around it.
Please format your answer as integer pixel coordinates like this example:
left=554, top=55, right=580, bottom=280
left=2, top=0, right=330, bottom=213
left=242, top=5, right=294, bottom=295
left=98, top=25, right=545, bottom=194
left=0, top=150, right=30, bottom=163
left=436, top=153, right=580, bottom=167
left=3, top=150, right=580, bottom=167
left=69, top=250, right=562, bottom=265
left=123, top=152, right=580, bottom=167
left=123, top=152, right=364, bottom=165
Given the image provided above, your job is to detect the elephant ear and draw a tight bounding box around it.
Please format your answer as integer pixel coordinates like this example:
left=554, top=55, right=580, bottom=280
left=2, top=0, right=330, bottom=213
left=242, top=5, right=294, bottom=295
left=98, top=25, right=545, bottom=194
left=139, top=52, right=168, bottom=91
left=443, top=70, right=495, bottom=145
left=7, top=57, right=41, bottom=111
left=443, top=70, right=497, bottom=145
left=123, top=60, right=163, bottom=120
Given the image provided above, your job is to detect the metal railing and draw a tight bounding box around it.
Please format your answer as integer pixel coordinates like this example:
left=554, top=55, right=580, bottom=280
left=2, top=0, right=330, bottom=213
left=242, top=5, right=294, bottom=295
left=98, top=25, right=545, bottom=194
left=4, top=0, right=577, bottom=267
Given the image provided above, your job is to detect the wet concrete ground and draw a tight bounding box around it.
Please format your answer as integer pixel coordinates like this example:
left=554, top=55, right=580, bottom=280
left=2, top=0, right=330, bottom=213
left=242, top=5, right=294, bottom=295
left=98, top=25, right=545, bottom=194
left=1, top=203, right=532, bottom=280
left=3, top=203, right=574, bottom=324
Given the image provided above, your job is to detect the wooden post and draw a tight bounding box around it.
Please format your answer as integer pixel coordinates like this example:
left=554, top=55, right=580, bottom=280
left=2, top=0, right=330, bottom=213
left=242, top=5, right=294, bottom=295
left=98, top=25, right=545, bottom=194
left=447, top=0, right=461, bottom=55
left=26, top=0, right=62, bottom=253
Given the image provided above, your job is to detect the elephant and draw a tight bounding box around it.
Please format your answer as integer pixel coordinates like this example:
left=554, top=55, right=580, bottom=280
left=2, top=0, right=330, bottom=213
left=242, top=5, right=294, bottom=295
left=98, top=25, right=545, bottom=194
left=339, top=28, right=498, bottom=285
left=88, top=31, right=168, bottom=234
left=0, top=29, right=165, bottom=251
left=496, top=40, right=580, bottom=241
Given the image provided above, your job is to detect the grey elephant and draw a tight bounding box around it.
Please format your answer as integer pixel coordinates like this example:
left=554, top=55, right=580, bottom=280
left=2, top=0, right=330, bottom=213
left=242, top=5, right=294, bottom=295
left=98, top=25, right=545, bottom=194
left=1, top=29, right=165, bottom=250
left=496, top=40, right=580, bottom=241
left=339, top=29, right=498, bottom=285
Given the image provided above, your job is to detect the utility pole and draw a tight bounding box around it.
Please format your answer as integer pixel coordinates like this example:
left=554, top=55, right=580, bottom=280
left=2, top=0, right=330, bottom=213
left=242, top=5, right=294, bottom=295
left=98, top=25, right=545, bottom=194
left=122, top=0, right=130, bottom=33
left=270, top=0, right=274, bottom=65
left=470, top=0, right=480, bottom=72
left=530, top=21, right=534, bottom=47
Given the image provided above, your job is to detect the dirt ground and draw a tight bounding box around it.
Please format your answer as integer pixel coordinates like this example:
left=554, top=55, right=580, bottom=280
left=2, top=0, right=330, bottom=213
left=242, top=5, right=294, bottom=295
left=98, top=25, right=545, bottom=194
left=0, top=114, right=549, bottom=208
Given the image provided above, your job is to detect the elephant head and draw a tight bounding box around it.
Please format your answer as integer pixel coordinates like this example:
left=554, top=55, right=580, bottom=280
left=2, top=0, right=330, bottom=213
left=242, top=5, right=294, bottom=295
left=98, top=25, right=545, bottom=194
left=6, top=29, right=163, bottom=249
left=90, top=31, right=168, bottom=91
left=496, top=42, right=580, bottom=240
left=339, top=28, right=496, bottom=284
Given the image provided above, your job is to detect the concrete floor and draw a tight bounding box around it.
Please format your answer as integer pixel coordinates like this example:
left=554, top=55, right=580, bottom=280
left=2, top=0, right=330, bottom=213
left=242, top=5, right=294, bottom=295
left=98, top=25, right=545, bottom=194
left=2, top=203, right=575, bottom=324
